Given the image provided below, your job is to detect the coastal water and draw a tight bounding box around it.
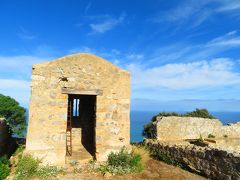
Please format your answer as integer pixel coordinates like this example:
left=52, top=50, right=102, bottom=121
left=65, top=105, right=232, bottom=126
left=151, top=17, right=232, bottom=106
left=25, top=110, right=240, bottom=142
left=130, top=111, right=240, bottom=142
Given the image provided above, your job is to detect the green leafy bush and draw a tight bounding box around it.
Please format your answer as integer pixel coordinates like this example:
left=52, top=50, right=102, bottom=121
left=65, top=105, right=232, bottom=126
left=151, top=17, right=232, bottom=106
left=0, top=94, right=26, bottom=137
left=14, top=154, right=41, bottom=179
left=14, top=154, right=63, bottom=180
left=185, top=109, right=215, bottom=119
left=208, top=134, right=215, bottom=138
left=99, top=147, right=144, bottom=175
left=143, top=108, right=215, bottom=139
left=0, top=156, right=10, bottom=180
left=13, top=145, right=25, bottom=156
left=0, top=156, right=9, bottom=165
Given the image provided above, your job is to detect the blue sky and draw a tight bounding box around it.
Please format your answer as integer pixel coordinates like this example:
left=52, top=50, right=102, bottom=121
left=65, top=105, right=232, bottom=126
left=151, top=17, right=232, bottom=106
left=0, top=0, right=240, bottom=111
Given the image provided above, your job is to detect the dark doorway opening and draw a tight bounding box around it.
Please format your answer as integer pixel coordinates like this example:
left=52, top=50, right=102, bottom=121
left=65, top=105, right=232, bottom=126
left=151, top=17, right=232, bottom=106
left=66, top=94, right=96, bottom=160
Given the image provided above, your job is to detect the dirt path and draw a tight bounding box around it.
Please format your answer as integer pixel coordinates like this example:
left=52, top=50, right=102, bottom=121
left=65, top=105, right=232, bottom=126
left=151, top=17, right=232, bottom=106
left=59, top=159, right=206, bottom=180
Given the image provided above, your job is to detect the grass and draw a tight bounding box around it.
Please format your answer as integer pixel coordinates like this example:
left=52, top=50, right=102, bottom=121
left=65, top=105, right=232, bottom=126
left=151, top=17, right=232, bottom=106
left=0, top=156, right=10, bottom=180
left=14, top=154, right=64, bottom=180
left=98, top=147, right=144, bottom=175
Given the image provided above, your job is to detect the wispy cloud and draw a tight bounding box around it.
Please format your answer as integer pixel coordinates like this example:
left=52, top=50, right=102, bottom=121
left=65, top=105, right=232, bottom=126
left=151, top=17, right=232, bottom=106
left=144, top=31, right=240, bottom=66
left=17, top=26, right=36, bottom=40
left=217, top=0, right=240, bottom=12
left=84, top=2, right=92, bottom=14
left=88, top=13, right=126, bottom=34
left=151, top=0, right=240, bottom=28
left=0, top=55, right=49, bottom=78
left=127, top=58, right=240, bottom=90
left=207, top=31, right=240, bottom=47
left=126, top=53, right=144, bottom=60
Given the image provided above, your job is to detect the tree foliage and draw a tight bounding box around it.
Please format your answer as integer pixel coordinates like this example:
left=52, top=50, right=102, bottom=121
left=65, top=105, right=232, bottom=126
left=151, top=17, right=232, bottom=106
left=0, top=94, right=26, bottom=137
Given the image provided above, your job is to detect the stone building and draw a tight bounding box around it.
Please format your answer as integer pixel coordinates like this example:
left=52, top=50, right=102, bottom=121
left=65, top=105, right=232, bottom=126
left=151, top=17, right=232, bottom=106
left=26, top=53, right=131, bottom=165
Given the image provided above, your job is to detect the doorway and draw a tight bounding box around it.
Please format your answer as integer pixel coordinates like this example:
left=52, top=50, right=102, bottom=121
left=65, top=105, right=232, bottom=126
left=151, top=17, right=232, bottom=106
left=66, top=94, right=96, bottom=160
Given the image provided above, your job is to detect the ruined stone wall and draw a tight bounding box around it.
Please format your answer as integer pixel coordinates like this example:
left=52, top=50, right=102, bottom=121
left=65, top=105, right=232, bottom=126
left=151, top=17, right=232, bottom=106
left=26, top=53, right=130, bottom=165
left=155, top=116, right=240, bottom=141
left=0, top=118, right=17, bottom=157
left=145, top=139, right=240, bottom=179
left=0, top=118, right=10, bottom=156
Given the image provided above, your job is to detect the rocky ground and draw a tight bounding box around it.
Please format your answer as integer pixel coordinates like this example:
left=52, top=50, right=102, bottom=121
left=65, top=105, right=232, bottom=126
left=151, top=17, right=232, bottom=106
left=58, top=159, right=205, bottom=180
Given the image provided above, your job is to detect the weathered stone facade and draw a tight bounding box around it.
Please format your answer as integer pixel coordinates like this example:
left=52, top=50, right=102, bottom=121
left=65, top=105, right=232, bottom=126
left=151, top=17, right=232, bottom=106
left=155, top=116, right=240, bottom=141
left=26, top=53, right=131, bottom=165
left=145, top=139, right=240, bottom=180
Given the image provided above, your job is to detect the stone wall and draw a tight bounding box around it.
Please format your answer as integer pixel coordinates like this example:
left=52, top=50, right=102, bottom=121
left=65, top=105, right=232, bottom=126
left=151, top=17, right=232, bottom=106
left=0, top=118, right=10, bottom=156
left=0, top=118, right=17, bottom=157
left=145, top=139, right=240, bottom=179
left=155, top=116, right=240, bottom=141
left=26, top=53, right=130, bottom=165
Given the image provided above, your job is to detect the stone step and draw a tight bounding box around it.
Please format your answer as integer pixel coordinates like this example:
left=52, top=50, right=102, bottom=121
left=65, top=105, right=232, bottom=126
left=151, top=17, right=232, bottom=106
left=66, top=149, right=93, bottom=164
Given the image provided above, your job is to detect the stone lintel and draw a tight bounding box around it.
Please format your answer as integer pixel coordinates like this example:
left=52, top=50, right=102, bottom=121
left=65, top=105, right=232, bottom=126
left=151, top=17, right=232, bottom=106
left=61, top=87, right=103, bottom=95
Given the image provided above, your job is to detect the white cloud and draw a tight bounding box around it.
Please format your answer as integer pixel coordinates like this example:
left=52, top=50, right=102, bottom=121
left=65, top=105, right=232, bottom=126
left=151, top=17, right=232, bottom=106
left=151, top=0, right=240, bottom=28
left=127, top=58, right=240, bottom=90
left=0, top=79, right=30, bottom=107
left=0, top=79, right=29, bottom=90
left=89, top=13, right=126, bottom=34
left=126, top=54, right=144, bottom=60
left=0, top=55, right=49, bottom=77
left=207, top=31, right=240, bottom=47
left=17, top=26, right=36, bottom=40
left=84, top=2, right=92, bottom=14
left=0, top=55, right=50, bottom=106
left=217, top=0, right=240, bottom=12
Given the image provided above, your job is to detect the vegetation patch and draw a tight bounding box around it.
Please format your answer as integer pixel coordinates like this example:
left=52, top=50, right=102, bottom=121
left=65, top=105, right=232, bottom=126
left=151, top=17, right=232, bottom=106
left=98, top=147, right=144, bottom=175
left=0, top=94, right=26, bottom=137
left=14, top=154, right=64, bottom=180
left=208, top=134, right=215, bottom=138
left=0, top=156, right=10, bottom=180
left=143, top=108, right=215, bottom=139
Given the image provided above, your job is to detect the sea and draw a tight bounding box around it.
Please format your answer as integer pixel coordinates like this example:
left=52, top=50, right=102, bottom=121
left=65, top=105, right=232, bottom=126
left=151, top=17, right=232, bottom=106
left=25, top=110, right=240, bottom=142
left=130, top=111, right=240, bottom=142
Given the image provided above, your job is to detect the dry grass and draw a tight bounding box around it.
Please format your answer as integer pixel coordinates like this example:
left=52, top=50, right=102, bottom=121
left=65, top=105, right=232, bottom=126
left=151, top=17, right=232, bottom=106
left=131, top=145, right=151, bottom=166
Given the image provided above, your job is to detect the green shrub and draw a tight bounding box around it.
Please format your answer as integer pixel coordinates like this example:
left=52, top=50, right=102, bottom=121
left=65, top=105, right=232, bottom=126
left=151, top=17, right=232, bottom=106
left=13, top=145, right=25, bottom=156
left=0, top=163, right=10, bottom=180
left=185, top=109, right=215, bottom=119
left=0, top=156, right=10, bottom=180
left=0, top=156, right=9, bottom=165
left=14, top=154, right=41, bottom=180
left=0, top=94, right=26, bottom=137
left=99, top=147, right=144, bottom=175
left=208, top=134, right=215, bottom=138
left=223, top=134, right=228, bottom=138
left=14, top=154, right=63, bottom=180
